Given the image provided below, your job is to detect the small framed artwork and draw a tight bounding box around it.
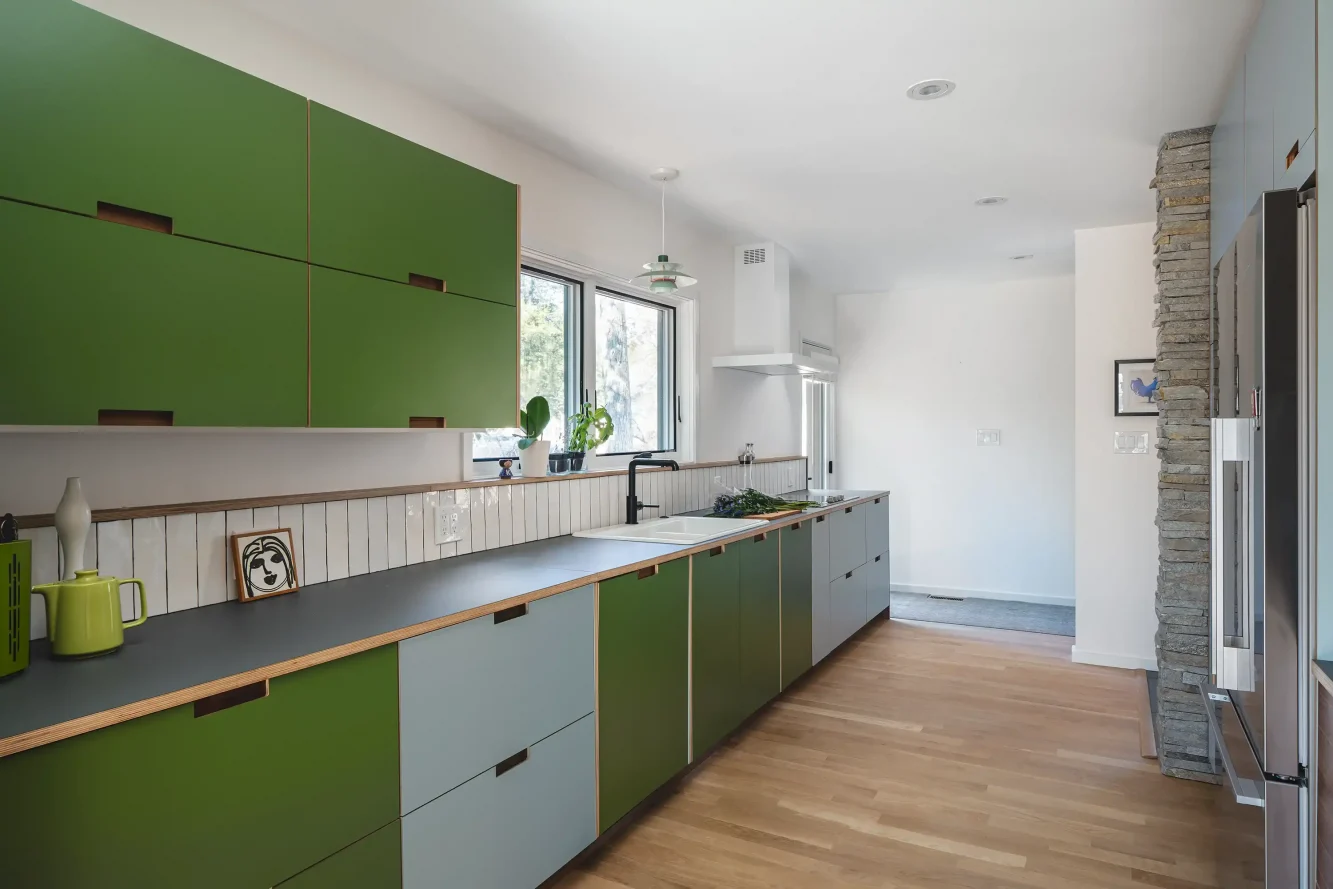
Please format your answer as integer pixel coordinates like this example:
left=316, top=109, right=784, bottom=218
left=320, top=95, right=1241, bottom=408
left=1115, top=358, right=1160, bottom=416
left=231, top=528, right=300, bottom=602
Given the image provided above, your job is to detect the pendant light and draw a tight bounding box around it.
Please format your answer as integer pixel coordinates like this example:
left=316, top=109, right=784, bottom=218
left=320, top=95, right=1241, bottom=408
left=633, top=167, right=697, bottom=294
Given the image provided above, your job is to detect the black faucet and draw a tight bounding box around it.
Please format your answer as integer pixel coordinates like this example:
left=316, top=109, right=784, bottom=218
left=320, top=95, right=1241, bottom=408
left=626, top=452, right=680, bottom=524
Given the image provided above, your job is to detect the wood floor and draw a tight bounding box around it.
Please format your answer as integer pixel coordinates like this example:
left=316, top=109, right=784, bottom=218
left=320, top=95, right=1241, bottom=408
left=554, top=618, right=1265, bottom=889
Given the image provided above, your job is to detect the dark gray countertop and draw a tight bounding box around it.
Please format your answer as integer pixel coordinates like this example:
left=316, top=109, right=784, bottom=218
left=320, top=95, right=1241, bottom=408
left=0, top=488, right=885, bottom=749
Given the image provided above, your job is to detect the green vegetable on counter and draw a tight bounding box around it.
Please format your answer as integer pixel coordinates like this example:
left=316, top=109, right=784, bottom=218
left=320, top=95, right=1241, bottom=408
left=711, top=489, right=818, bottom=518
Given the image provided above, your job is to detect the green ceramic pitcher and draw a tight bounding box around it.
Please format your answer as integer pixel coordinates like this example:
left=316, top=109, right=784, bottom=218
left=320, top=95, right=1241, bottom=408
left=32, top=569, right=148, bottom=658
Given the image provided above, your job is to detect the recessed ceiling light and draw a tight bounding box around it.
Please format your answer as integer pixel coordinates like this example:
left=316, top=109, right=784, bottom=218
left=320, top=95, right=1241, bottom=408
left=1010, top=254, right=1034, bottom=260
left=975, top=196, right=1008, bottom=206
left=906, top=79, right=956, bottom=101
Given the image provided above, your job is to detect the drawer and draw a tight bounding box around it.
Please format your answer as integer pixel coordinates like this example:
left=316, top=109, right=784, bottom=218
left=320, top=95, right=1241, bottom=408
left=402, top=712, right=596, bottom=889
left=829, top=504, right=868, bottom=580
left=864, top=496, right=890, bottom=559
left=866, top=552, right=890, bottom=619
left=399, top=584, right=593, bottom=815
left=830, top=566, right=868, bottom=649
left=277, top=820, right=402, bottom=889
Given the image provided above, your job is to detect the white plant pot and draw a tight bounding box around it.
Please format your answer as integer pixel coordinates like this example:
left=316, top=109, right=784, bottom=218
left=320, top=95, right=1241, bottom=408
left=519, top=440, right=550, bottom=478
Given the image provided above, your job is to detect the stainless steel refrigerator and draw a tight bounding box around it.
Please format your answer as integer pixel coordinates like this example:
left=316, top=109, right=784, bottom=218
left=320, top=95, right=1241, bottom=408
left=1206, top=186, right=1316, bottom=888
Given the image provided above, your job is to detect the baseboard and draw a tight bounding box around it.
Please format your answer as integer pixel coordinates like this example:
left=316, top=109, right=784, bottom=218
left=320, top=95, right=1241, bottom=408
left=891, top=583, right=1074, bottom=608
left=1070, top=645, right=1158, bottom=671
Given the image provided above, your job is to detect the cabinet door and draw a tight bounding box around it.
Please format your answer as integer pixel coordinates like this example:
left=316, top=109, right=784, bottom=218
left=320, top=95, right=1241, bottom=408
left=402, top=714, right=595, bottom=889
left=864, top=496, right=890, bottom=559
left=278, top=821, right=402, bottom=889
left=866, top=553, right=890, bottom=620
left=1272, top=0, right=1316, bottom=189
left=738, top=532, right=781, bottom=718
left=780, top=522, right=813, bottom=689
left=830, top=567, right=868, bottom=650
left=1244, top=7, right=1277, bottom=212
left=0, top=646, right=400, bottom=889
left=598, top=557, right=689, bottom=833
left=811, top=514, right=832, bottom=663
left=691, top=544, right=741, bottom=758
left=829, top=505, right=867, bottom=580
left=310, top=267, right=517, bottom=429
left=0, top=199, right=307, bottom=427
left=1212, top=64, right=1247, bottom=266
left=310, top=103, right=518, bottom=306
left=0, top=0, right=306, bottom=259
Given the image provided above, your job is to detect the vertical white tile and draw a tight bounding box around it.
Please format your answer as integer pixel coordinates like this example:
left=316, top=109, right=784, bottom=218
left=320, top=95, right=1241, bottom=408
left=497, top=486, right=513, bottom=547
left=279, top=504, right=305, bottom=583
left=386, top=494, right=407, bottom=568
left=470, top=488, right=487, bottom=551
left=165, top=514, right=198, bottom=613
left=301, top=504, right=327, bottom=585
left=535, top=483, right=550, bottom=539
left=406, top=492, right=424, bottom=564
left=510, top=485, right=527, bottom=545
left=584, top=479, right=596, bottom=527
left=484, top=488, right=500, bottom=550
left=196, top=512, right=229, bottom=605
left=422, top=491, right=442, bottom=561
left=19, top=526, right=57, bottom=640
left=569, top=480, right=583, bottom=533
left=523, top=484, right=538, bottom=541
left=347, top=498, right=370, bottom=577
left=454, top=489, right=473, bottom=555
left=545, top=482, right=559, bottom=538
left=559, top=481, right=573, bottom=536
left=588, top=479, right=602, bottom=529
left=131, top=516, right=167, bottom=618
left=607, top=476, right=618, bottom=525
left=253, top=505, right=280, bottom=532
left=440, top=541, right=458, bottom=559
left=325, top=500, right=349, bottom=581
left=96, top=520, right=135, bottom=616
left=222, top=510, right=254, bottom=601
left=367, top=496, right=388, bottom=571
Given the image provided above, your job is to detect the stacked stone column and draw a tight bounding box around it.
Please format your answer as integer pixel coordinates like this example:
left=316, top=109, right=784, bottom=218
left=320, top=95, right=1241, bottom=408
left=1150, top=127, right=1219, bottom=781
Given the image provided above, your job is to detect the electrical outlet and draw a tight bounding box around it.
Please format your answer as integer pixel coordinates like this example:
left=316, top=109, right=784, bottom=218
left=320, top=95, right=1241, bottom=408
left=786, top=465, right=798, bottom=490
left=976, top=429, right=1001, bottom=446
left=435, top=501, right=464, bottom=544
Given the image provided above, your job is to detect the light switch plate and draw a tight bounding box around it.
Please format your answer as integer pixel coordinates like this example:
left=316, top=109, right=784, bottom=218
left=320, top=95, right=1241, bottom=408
left=1114, top=431, right=1150, bottom=454
left=976, top=429, right=1001, bottom=446
left=435, top=501, right=464, bottom=544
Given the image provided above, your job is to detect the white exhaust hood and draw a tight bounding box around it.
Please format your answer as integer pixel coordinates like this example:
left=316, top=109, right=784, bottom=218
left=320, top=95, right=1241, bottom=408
left=712, top=242, right=837, bottom=378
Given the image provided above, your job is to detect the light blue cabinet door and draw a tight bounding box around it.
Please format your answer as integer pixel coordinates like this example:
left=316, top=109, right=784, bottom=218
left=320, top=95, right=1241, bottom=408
left=811, top=514, right=832, bottom=663
left=398, top=585, right=594, bottom=815
left=866, top=553, right=890, bottom=620
left=864, top=496, right=890, bottom=560
left=1272, top=0, right=1316, bottom=188
left=829, top=566, right=867, bottom=649
left=1211, top=64, right=1247, bottom=266
left=401, top=713, right=596, bottom=889
left=1244, top=5, right=1277, bottom=213
left=829, top=505, right=867, bottom=580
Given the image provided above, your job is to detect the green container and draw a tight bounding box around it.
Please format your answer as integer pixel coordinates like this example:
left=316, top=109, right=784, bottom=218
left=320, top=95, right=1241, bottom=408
left=1, top=539, right=31, bottom=679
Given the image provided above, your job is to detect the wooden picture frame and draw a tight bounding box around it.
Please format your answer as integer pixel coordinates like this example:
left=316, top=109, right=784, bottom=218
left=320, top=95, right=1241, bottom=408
left=230, top=528, right=300, bottom=602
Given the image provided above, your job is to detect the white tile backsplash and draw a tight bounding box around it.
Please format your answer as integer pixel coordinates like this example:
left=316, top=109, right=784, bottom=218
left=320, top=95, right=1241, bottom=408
left=325, top=501, right=349, bottom=582
left=347, top=498, right=370, bottom=577
left=132, top=516, right=167, bottom=618
left=405, top=492, right=424, bottom=565
left=165, top=513, right=198, bottom=613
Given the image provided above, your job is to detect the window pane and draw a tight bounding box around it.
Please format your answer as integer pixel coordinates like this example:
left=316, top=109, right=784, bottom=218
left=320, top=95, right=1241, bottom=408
left=473, top=271, right=574, bottom=459
left=595, top=290, right=672, bottom=453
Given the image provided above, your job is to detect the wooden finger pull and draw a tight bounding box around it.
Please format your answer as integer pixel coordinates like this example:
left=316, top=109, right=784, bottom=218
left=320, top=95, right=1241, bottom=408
left=97, top=201, right=173, bottom=234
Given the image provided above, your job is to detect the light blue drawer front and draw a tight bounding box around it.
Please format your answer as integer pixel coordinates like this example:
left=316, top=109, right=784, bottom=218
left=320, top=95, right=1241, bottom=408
left=829, top=505, right=867, bottom=580
left=402, top=712, right=596, bottom=889
left=398, top=584, right=594, bottom=815
left=866, top=553, right=890, bottom=618
left=830, top=566, right=867, bottom=648
left=811, top=515, right=832, bottom=663
left=864, top=496, right=890, bottom=560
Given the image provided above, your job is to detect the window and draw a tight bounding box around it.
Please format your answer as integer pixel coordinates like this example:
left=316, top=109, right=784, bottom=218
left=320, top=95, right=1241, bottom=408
left=473, top=266, right=679, bottom=465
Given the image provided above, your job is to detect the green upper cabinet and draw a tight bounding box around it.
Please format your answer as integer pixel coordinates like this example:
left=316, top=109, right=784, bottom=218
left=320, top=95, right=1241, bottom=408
left=597, top=558, right=689, bottom=834
left=310, top=103, right=518, bottom=306
left=738, top=532, right=781, bottom=718
left=0, top=200, right=307, bottom=427
left=0, top=0, right=307, bottom=259
left=691, top=544, right=741, bottom=757
left=779, top=522, right=814, bottom=690
left=310, top=267, right=517, bottom=428
left=0, top=646, right=401, bottom=889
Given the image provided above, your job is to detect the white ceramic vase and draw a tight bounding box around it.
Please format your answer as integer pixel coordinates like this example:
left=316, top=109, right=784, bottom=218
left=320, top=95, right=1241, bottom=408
left=55, top=476, right=91, bottom=580
left=519, top=440, right=551, bottom=478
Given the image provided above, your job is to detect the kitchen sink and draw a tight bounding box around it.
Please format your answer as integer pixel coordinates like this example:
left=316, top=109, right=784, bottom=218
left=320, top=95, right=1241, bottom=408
left=573, top=515, right=769, bottom=545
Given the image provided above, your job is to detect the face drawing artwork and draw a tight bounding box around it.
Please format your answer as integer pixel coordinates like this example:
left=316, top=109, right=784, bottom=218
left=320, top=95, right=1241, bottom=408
left=242, top=535, right=295, bottom=596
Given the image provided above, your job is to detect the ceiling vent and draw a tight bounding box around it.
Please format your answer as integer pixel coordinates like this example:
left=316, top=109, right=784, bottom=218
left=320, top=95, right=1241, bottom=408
left=743, top=247, right=767, bottom=265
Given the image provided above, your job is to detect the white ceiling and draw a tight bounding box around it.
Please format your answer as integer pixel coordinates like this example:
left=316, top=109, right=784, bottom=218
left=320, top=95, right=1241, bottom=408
left=238, top=0, right=1259, bottom=293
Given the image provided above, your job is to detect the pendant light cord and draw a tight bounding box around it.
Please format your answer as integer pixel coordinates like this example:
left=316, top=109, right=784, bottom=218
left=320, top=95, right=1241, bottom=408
left=660, top=181, right=666, bottom=256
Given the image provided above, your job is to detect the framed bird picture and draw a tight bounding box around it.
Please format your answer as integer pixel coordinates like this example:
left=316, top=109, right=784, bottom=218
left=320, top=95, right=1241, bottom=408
left=1115, top=358, right=1159, bottom=416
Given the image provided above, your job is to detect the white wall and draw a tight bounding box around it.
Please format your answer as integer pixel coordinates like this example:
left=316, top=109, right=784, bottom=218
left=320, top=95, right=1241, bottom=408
left=1072, top=223, right=1159, bottom=670
left=0, top=0, right=807, bottom=516
left=836, top=277, right=1075, bottom=605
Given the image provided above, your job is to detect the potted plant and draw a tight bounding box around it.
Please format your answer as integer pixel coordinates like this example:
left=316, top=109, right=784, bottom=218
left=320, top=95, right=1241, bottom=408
left=567, top=403, right=615, bottom=471
left=516, top=395, right=551, bottom=477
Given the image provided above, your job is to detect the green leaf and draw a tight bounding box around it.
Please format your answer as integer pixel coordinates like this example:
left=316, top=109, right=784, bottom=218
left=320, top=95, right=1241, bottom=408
left=519, top=395, right=550, bottom=440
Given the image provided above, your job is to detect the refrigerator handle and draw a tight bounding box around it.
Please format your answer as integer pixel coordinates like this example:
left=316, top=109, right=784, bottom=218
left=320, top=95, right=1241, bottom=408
left=1211, top=416, right=1258, bottom=691
left=1199, top=684, right=1266, bottom=807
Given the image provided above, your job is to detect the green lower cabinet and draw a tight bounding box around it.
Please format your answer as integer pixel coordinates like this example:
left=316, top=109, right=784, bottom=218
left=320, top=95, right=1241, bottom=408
left=691, top=544, right=741, bottom=757
left=738, top=533, right=781, bottom=718
left=597, top=558, right=689, bottom=834
left=0, top=0, right=307, bottom=259
left=0, top=646, right=401, bottom=889
left=780, top=522, right=814, bottom=689
left=310, top=266, right=517, bottom=428
left=278, top=821, right=403, bottom=889
left=0, top=199, right=307, bottom=426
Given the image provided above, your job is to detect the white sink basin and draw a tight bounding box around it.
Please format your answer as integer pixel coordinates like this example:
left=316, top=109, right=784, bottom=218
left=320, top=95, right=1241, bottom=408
left=573, top=515, right=770, bottom=545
